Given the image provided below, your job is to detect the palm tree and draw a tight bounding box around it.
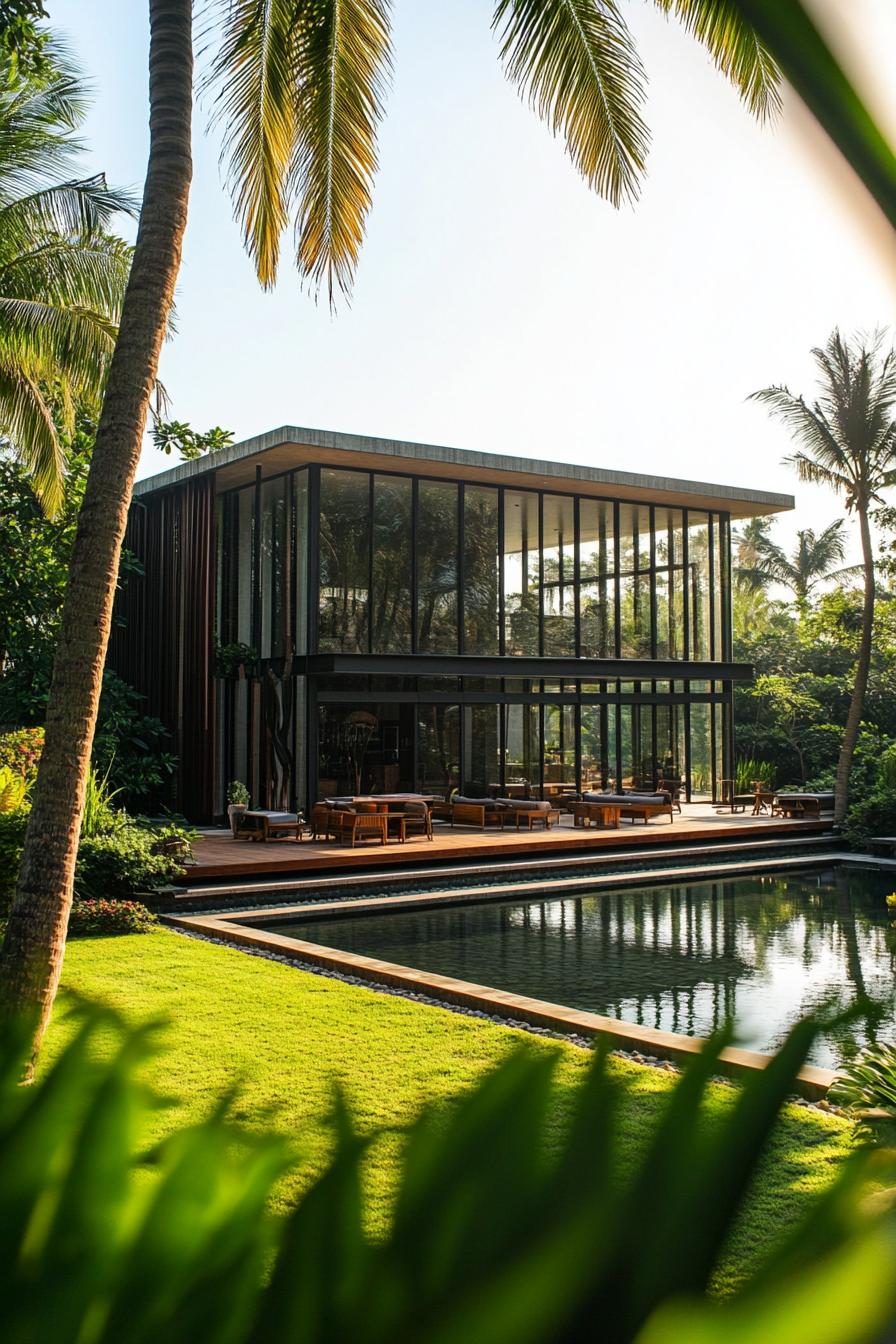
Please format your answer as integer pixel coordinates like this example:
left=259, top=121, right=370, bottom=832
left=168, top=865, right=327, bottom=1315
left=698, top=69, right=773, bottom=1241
left=742, top=519, right=861, bottom=610
left=0, top=0, right=780, bottom=1055
left=0, top=43, right=133, bottom=513
left=752, top=329, right=896, bottom=823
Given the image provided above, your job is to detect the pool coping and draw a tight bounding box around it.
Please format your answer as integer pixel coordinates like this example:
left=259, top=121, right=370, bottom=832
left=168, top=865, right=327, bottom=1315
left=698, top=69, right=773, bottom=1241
left=165, top=851, right=855, bottom=1101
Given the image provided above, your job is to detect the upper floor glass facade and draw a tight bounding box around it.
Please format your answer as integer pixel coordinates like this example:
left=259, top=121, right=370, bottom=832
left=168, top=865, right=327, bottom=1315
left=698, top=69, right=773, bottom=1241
left=216, top=464, right=732, bottom=666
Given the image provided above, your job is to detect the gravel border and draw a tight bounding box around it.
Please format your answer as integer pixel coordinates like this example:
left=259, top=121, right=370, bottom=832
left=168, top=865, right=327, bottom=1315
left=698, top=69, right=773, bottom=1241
left=170, top=926, right=843, bottom=1116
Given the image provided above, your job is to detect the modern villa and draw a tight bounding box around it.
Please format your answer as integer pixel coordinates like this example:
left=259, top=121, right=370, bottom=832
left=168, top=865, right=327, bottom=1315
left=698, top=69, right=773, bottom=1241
left=111, top=427, right=793, bottom=822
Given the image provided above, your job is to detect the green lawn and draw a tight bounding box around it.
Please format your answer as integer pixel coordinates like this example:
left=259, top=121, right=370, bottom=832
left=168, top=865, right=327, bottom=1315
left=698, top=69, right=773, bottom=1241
left=44, top=928, right=854, bottom=1296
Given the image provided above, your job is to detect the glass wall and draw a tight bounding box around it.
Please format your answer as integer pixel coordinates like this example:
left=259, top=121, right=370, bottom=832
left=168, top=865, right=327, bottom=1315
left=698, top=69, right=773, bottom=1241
left=463, top=486, right=499, bottom=654
left=503, top=490, right=540, bottom=654
left=217, top=466, right=733, bottom=668
left=372, top=474, right=412, bottom=653
left=319, top=468, right=370, bottom=653
left=417, top=480, right=458, bottom=654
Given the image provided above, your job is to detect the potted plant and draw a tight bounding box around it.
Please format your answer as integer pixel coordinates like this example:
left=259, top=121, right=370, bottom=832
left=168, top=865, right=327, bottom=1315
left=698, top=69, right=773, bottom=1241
left=227, top=780, right=250, bottom=836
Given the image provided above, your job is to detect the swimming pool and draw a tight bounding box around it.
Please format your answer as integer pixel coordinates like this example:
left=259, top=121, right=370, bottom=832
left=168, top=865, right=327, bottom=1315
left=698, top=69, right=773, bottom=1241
left=267, top=866, right=896, bottom=1068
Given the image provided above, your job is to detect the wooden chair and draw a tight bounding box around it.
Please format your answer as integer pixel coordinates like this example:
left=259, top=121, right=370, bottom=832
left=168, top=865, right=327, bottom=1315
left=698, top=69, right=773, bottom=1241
left=331, top=810, right=387, bottom=847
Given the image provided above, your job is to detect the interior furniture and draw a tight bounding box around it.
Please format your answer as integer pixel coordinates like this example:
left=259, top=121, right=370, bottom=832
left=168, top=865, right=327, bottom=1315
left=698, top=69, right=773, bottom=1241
left=751, top=781, right=777, bottom=816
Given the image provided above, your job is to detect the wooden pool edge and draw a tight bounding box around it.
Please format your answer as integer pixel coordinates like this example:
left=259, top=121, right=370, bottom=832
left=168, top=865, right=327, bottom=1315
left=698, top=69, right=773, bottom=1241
left=166, top=910, right=837, bottom=1103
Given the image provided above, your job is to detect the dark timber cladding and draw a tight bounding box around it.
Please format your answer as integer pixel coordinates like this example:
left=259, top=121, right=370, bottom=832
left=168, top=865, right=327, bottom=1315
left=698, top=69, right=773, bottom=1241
left=115, top=427, right=793, bottom=821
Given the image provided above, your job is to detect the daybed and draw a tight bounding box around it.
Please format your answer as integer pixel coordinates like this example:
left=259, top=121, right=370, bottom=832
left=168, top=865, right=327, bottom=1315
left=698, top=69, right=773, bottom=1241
left=773, top=791, right=835, bottom=819
left=495, top=797, right=561, bottom=830
left=582, top=791, right=674, bottom=824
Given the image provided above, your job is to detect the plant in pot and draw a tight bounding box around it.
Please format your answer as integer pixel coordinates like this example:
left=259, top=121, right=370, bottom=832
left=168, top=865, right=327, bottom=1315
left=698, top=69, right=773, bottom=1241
left=226, top=781, right=250, bottom=837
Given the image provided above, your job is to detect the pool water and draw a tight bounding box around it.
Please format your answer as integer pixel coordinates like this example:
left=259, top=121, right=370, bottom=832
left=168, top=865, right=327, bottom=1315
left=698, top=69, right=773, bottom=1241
left=271, top=867, right=896, bottom=1067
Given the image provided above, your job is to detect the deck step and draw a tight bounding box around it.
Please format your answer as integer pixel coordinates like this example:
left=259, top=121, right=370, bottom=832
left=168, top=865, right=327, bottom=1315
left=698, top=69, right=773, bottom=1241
left=163, top=832, right=841, bottom=912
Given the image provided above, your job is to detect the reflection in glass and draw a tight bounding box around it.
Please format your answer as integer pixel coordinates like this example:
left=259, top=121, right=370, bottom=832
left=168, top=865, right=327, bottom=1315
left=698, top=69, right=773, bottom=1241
left=260, top=476, right=288, bottom=659
left=417, top=703, right=460, bottom=794
left=543, top=702, right=576, bottom=797
left=503, top=700, right=539, bottom=795
left=503, top=491, right=539, bottom=654
left=688, top=512, right=711, bottom=661
left=464, top=703, right=500, bottom=795
left=417, top=481, right=459, bottom=653
left=294, top=470, right=308, bottom=654
left=319, top=469, right=370, bottom=652
left=463, top=487, right=499, bottom=654
left=579, top=499, right=614, bottom=657
left=372, top=475, right=412, bottom=653
left=618, top=504, right=651, bottom=657
left=542, top=494, right=575, bottom=655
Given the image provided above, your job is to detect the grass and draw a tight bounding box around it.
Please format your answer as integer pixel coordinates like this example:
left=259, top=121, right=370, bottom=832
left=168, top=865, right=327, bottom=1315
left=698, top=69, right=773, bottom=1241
left=44, top=928, right=854, bottom=1297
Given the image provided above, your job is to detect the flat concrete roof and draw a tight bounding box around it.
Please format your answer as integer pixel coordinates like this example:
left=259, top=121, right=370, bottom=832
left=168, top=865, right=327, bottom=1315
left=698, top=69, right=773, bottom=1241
left=133, top=425, right=793, bottom=519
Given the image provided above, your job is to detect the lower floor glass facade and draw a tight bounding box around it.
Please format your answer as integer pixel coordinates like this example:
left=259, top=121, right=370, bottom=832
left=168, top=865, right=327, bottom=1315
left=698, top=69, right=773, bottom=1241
left=215, top=671, right=732, bottom=813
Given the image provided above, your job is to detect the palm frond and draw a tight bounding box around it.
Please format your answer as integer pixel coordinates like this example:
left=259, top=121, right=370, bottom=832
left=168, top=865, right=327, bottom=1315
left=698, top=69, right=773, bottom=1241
left=290, top=0, right=392, bottom=303
left=0, top=234, right=133, bottom=315
left=209, top=0, right=299, bottom=289
left=751, top=384, right=855, bottom=483
left=0, top=296, right=118, bottom=401
left=493, top=0, right=648, bottom=206
left=0, top=358, right=63, bottom=514
left=0, top=176, right=138, bottom=242
left=210, top=0, right=392, bottom=302
left=653, top=0, right=780, bottom=121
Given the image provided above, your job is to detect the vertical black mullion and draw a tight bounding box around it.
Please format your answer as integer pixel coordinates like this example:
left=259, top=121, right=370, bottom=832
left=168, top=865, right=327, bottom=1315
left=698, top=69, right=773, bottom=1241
left=682, top=508, right=690, bottom=662
left=614, top=702, right=622, bottom=791
left=708, top=511, right=716, bottom=662
left=721, top=513, right=732, bottom=660
left=458, top=483, right=465, bottom=655
left=649, top=505, right=658, bottom=660
left=573, top=496, right=581, bottom=658
left=308, top=466, right=320, bottom=655
left=498, top=488, right=506, bottom=657
left=252, top=467, right=263, bottom=661
left=537, top=700, right=545, bottom=799
left=288, top=471, right=297, bottom=656
left=411, top=477, right=419, bottom=653
left=308, top=678, right=318, bottom=806
left=538, top=492, right=545, bottom=657
left=368, top=474, right=374, bottom=654
left=683, top=694, right=692, bottom=804
left=574, top=695, right=582, bottom=794
left=710, top=690, right=718, bottom=802
left=613, top=501, right=621, bottom=659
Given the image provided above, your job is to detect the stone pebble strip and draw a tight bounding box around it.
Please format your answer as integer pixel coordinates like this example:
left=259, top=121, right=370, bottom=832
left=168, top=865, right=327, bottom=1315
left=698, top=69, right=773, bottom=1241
left=170, top=925, right=842, bottom=1118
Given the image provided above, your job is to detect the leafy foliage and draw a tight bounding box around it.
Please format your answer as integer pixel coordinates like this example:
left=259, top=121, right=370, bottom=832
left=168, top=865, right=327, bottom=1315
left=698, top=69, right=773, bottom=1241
left=0, top=764, right=27, bottom=811
left=2, top=1003, right=895, bottom=1343
left=67, top=897, right=158, bottom=937
left=0, top=725, right=42, bottom=778
left=0, top=39, right=135, bottom=512
left=150, top=419, right=233, bottom=461
left=0, top=806, right=26, bottom=913
left=73, top=824, right=186, bottom=903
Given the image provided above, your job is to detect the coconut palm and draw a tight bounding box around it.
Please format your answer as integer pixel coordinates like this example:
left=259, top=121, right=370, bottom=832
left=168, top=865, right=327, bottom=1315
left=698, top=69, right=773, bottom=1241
left=752, top=329, right=896, bottom=823
left=0, top=43, right=134, bottom=514
left=742, top=519, right=861, bottom=609
left=0, top=0, right=781, bottom=1054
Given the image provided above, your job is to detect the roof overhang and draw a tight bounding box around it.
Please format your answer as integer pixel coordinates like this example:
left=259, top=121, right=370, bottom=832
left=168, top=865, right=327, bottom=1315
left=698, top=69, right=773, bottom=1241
left=133, top=425, right=794, bottom=520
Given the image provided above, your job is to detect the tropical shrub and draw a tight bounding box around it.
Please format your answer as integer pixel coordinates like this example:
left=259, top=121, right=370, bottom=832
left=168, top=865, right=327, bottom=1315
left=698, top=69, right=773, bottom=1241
left=734, top=757, right=775, bottom=793
left=67, top=898, right=158, bottom=937
left=0, top=726, right=43, bottom=779
left=0, top=765, right=28, bottom=812
left=93, top=669, right=177, bottom=803
left=0, top=807, right=27, bottom=914
left=74, top=825, right=185, bottom=903
left=842, top=789, right=896, bottom=848
left=79, top=766, right=125, bottom=840
left=2, top=1004, right=896, bottom=1344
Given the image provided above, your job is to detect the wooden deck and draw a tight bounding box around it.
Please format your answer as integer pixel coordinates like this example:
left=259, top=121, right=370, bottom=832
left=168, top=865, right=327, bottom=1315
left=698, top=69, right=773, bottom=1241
left=181, top=805, right=833, bottom=884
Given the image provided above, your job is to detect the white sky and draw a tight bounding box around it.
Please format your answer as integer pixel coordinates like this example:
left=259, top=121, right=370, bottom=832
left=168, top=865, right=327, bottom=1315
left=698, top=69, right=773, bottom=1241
left=52, top=0, right=896, bottom=559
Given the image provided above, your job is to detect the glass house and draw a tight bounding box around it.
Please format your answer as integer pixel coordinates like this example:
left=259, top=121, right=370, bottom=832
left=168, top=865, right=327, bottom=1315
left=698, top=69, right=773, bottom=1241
left=111, top=427, right=793, bottom=820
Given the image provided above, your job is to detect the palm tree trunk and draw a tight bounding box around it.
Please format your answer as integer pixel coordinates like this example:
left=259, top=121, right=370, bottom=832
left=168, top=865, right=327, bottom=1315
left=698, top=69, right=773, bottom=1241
left=834, top=505, right=875, bottom=825
left=0, top=0, right=193, bottom=1056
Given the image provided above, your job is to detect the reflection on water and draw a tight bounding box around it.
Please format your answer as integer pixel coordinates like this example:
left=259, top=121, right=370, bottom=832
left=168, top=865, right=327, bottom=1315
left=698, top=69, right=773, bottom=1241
left=272, top=868, right=896, bottom=1068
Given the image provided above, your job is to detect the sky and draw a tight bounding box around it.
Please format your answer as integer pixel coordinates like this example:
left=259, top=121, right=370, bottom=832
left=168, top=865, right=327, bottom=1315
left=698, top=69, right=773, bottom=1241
left=51, top=0, right=896, bottom=560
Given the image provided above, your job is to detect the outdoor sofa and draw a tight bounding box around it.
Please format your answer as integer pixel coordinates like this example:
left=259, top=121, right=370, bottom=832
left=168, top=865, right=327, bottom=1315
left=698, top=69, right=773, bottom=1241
left=449, top=796, right=508, bottom=828
left=495, top=797, right=561, bottom=829
left=773, top=791, right=835, bottom=819
left=582, top=791, right=674, bottom=824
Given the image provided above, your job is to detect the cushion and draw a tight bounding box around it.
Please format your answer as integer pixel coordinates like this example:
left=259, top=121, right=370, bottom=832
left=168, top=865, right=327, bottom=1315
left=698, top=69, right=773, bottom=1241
left=452, top=796, right=504, bottom=810
left=496, top=798, right=550, bottom=812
